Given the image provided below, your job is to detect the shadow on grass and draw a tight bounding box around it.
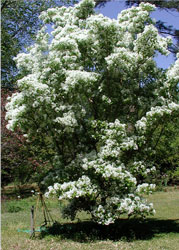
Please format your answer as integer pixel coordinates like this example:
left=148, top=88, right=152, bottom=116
left=40, top=218, right=179, bottom=242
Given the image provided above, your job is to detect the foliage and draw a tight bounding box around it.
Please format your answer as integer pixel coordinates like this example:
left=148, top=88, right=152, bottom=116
left=141, top=117, right=179, bottom=186
left=7, top=204, right=23, bottom=213
left=154, top=119, right=179, bottom=185
left=6, top=0, right=179, bottom=225
left=1, top=0, right=77, bottom=87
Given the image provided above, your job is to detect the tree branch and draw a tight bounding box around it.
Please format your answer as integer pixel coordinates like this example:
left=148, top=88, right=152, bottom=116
left=1, top=0, right=9, bottom=11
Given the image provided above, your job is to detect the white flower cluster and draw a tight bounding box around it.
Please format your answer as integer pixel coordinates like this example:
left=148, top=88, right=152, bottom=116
left=106, top=48, right=138, bottom=78
left=118, top=2, right=155, bottom=33
left=136, top=103, right=179, bottom=134
left=91, top=193, right=155, bottom=225
left=136, top=183, right=156, bottom=194
left=82, top=158, right=137, bottom=185
left=118, top=195, right=155, bottom=216
left=54, top=111, right=78, bottom=128
left=135, top=117, right=147, bottom=131
left=5, top=92, right=26, bottom=131
left=132, top=161, right=156, bottom=176
left=167, top=53, right=179, bottom=82
left=45, top=175, right=97, bottom=200
left=92, top=204, right=115, bottom=225
left=64, top=70, right=99, bottom=92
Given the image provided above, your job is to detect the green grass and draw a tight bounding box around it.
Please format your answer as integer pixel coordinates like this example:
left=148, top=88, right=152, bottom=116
left=1, top=187, right=179, bottom=250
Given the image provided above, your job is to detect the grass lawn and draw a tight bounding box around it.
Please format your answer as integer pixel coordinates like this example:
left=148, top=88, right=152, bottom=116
left=1, top=187, right=179, bottom=250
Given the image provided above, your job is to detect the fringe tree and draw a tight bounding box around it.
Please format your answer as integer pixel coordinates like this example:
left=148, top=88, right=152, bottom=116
left=6, top=0, right=179, bottom=225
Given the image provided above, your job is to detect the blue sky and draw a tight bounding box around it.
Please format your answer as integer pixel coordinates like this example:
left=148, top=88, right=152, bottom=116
left=95, top=0, right=179, bottom=69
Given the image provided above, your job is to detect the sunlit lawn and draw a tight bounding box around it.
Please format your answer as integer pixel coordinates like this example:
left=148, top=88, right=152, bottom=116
left=1, top=187, right=179, bottom=250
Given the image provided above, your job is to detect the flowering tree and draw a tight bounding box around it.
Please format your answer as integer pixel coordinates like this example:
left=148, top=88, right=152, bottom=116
left=6, top=0, right=179, bottom=225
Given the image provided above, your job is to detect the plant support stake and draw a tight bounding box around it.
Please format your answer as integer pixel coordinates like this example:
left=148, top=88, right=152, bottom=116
left=30, top=205, right=35, bottom=238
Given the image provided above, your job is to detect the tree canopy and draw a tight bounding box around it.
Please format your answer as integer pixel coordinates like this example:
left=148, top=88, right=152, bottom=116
left=1, top=0, right=178, bottom=87
left=6, top=0, right=179, bottom=225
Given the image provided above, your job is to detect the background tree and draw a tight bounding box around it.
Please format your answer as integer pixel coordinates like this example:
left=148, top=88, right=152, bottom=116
left=6, top=0, right=179, bottom=224
left=1, top=88, right=52, bottom=187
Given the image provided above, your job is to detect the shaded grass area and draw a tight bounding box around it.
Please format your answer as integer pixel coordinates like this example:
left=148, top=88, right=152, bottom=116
left=1, top=188, right=179, bottom=250
left=44, top=218, right=179, bottom=242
